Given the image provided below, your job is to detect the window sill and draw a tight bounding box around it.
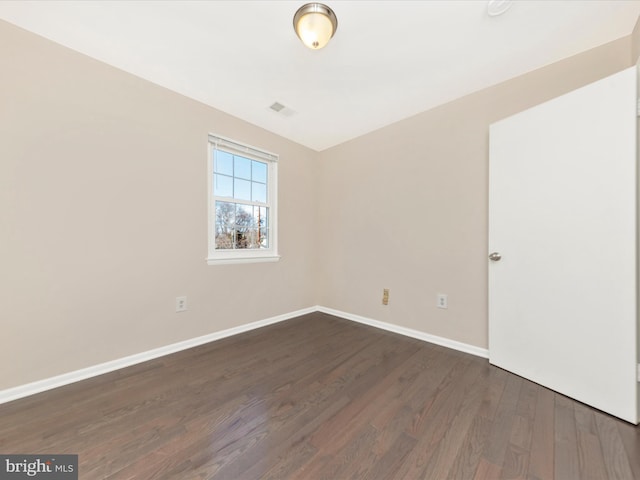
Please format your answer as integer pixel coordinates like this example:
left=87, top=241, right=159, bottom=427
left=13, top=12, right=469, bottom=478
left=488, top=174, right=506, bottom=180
left=207, top=255, right=281, bottom=266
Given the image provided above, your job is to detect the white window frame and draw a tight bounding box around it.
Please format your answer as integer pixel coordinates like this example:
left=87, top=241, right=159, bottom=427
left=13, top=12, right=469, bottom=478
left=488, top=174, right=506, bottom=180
left=207, top=134, right=279, bottom=265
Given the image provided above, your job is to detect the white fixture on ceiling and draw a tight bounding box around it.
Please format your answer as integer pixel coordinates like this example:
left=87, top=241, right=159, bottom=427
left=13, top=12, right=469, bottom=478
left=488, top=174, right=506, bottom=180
left=293, top=3, right=338, bottom=50
left=487, top=0, right=514, bottom=17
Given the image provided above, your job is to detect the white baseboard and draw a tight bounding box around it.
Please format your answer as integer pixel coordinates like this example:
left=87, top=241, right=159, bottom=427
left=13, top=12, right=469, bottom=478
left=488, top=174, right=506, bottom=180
left=316, top=306, right=489, bottom=359
left=0, top=305, right=488, bottom=405
left=0, top=306, right=316, bottom=405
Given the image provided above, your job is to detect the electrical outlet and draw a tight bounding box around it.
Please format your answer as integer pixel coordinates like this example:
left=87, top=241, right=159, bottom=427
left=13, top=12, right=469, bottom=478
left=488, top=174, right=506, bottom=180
left=382, top=288, right=389, bottom=305
left=437, top=294, right=448, bottom=309
left=176, top=296, right=187, bottom=312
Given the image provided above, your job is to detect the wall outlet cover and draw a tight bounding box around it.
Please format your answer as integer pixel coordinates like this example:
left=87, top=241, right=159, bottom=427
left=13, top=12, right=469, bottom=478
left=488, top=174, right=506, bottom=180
left=437, top=294, right=448, bottom=309
left=176, top=296, right=187, bottom=312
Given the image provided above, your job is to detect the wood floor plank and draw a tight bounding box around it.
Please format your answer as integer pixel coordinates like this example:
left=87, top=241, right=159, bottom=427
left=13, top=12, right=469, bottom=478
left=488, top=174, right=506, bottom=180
left=308, top=339, right=421, bottom=454
left=554, top=394, right=580, bottom=480
left=476, top=371, right=523, bottom=471
left=0, top=312, right=637, bottom=480
left=210, top=393, right=350, bottom=480
left=367, top=432, right=417, bottom=480
left=418, top=362, right=491, bottom=479
left=595, top=412, right=634, bottom=480
left=511, top=380, right=538, bottom=451
left=526, top=385, right=554, bottom=480
left=501, top=443, right=529, bottom=480
left=313, top=423, right=380, bottom=480
left=477, top=366, right=510, bottom=421
left=501, top=380, right=539, bottom=479
left=254, top=438, right=318, bottom=480
left=390, top=357, right=487, bottom=478
left=474, top=458, right=504, bottom=480
left=573, top=401, right=608, bottom=480
left=616, top=418, right=640, bottom=479
left=447, top=414, right=492, bottom=479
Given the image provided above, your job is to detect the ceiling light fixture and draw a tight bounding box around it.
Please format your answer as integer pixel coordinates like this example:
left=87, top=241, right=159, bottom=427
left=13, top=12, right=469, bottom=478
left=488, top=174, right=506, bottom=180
left=487, top=0, right=513, bottom=17
left=293, top=3, right=338, bottom=50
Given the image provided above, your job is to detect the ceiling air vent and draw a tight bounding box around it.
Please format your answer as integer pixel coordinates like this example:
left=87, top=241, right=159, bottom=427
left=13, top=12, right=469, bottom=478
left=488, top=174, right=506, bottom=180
left=269, top=102, right=285, bottom=112
left=268, top=101, right=296, bottom=117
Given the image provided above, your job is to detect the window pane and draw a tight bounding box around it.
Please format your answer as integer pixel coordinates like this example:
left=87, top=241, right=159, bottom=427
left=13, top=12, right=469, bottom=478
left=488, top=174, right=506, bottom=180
left=234, top=178, right=251, bottom=201
left=257, top=206, right=268, bottom=248
left=234, top=155, right=251, bottom=180
left=253, top=206, right=267, bottom=228
left=252, top=182, right=267, bottom=203
left=215, top=201, right=235, bottom=249
left=215, top=232, right=234, bottom=250
left=235, top=204, right=255, bottom=230
left=214, top=174, right=233, bottom=198
left=252, top=160, right=267, bottom=183
left=245, top=227, right=260, bottom=249
left=214, top=150, right=233, bottom=176
left=235, top=231, right=249, bottom=249
left=259, top=228, right=269, bottom=248
left=215, top=201, right=235, bottom=226
left=234, top=204, right=249, bottom=249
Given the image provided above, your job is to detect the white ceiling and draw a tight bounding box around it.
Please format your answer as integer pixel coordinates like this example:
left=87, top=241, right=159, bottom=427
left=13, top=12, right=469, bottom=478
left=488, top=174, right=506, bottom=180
left=1, top=1, right=639, bottom=151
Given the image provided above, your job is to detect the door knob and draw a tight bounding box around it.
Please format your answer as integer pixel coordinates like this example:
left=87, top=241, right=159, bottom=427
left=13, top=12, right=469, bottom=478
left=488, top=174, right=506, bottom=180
left=488, top=252, right=502, bottom=261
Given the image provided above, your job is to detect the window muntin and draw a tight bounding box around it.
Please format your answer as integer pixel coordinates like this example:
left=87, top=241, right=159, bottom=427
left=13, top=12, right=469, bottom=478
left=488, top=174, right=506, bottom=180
left=208, top=135, right=278, bottom=264
left=213, top=152, right=267, bottom=203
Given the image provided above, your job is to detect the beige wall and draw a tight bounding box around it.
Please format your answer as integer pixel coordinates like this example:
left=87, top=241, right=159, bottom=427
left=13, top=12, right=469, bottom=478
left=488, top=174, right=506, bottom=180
left=317, top=36, right=632, bottom=349
left=0, top=20, right=318, bottom=390
left=632, top=15, right=640, bottom=64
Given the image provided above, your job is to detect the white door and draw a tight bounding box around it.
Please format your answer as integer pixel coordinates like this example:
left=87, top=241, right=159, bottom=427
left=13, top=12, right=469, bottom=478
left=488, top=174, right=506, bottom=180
left=488, top=66, right=638, bottom=424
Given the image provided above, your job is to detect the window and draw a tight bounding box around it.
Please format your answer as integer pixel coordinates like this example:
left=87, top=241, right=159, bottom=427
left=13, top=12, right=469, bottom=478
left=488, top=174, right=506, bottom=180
left=207, top=134, right=279, bottom=264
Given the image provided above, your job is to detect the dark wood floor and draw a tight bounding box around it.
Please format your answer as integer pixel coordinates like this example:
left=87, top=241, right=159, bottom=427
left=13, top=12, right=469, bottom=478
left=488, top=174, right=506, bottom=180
left=1, top=312, right=638, bottom=479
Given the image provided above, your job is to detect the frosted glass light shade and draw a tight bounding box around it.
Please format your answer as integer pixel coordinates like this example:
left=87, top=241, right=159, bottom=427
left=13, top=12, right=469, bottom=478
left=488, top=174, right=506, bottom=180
left=293, top=3, right=338, bottom=50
